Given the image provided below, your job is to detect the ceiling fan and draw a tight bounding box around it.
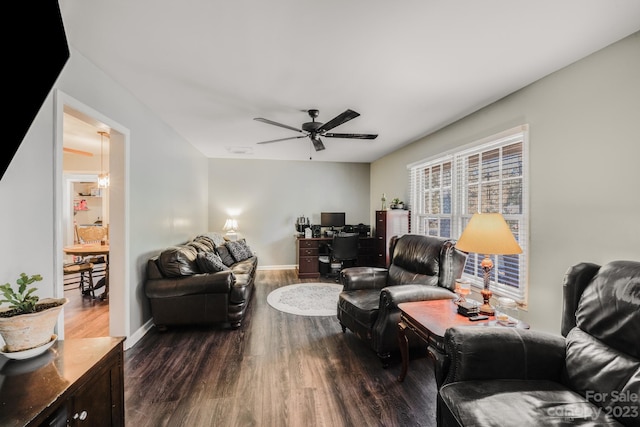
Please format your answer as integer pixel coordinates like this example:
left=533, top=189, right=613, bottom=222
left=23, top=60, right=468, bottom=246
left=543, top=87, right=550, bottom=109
left=254, top=109, right=378, bottom=152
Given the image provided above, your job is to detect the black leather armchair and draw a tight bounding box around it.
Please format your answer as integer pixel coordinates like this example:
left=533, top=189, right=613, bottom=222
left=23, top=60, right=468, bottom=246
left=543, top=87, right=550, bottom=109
left=438, top=260, right=640, bottom=427
left=337, top=234, right=467, bottom=366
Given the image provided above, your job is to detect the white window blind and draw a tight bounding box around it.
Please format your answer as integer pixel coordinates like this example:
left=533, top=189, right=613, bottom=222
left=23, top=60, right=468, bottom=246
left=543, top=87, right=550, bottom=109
left=408, top=125, right=529, bottom=304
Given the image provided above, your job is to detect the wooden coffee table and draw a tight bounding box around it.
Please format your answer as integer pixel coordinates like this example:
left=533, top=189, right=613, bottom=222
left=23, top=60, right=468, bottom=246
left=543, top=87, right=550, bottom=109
left=397, top=299, right=529, bottom=385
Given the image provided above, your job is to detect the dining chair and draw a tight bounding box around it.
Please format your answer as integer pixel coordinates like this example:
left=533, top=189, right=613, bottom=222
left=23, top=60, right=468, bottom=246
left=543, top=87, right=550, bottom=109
left=74, top=225, right=109, bottom=289
left=63, top=261, right=96, bottom=298
left=76, top=225, right=109, bottom=244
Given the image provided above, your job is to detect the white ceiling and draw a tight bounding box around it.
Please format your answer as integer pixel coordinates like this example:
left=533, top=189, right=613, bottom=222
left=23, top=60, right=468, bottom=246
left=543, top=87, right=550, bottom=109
left=59, top=0, right=640, bottom=162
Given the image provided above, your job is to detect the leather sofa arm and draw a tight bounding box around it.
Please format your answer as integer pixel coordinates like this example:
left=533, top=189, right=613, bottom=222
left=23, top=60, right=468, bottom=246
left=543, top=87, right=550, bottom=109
left=370, top=285, right=456, bottom=357
left=340, top=266, right=389, bottom=291
left=380, top=284, right=456, bottom=307
left=145, top=270, right=235, bottom=298
left=443, top=326, right=566, bottom=385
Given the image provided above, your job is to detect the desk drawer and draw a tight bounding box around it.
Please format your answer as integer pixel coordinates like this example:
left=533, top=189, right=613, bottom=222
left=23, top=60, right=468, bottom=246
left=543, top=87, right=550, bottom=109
left=299, top=247, right=318, bottom=257
left=299, top=240, right=318, bottom=249
left=298, top=256, right=318, bottom=274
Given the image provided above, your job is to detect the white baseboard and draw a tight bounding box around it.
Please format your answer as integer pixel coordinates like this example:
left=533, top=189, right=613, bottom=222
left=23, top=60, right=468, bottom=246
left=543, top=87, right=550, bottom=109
left=258, top=264, right=296, bottom=271
left=124, top=318, right=155, bottom=351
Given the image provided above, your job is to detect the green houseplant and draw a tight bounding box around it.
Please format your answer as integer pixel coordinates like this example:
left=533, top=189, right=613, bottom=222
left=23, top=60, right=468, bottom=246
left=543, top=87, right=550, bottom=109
left=390, top=198, right=405, bottom=209
left=0, top=273, right=67, bottom=353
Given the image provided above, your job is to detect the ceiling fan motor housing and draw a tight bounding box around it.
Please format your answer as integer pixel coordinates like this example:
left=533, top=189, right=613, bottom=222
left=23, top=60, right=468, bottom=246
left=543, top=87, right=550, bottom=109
left=302, top=121, right=323, bottom=133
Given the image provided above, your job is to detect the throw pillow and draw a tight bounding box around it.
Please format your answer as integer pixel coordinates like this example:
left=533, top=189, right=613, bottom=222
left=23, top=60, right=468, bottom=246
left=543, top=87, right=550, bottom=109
left=226, top=239, right=253, bottom=262
left=215, top=244, right=236, bottom=267
left=196, top=251, right=229, bottom=273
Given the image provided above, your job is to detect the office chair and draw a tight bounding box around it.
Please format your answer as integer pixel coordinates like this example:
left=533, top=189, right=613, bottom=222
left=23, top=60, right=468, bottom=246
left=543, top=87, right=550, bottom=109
left=328, top=232, right=360, bottom=278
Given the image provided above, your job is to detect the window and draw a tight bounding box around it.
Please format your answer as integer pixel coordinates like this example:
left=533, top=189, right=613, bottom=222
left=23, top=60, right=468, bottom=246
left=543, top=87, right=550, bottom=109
left=408, top=125, right=529, bottom=304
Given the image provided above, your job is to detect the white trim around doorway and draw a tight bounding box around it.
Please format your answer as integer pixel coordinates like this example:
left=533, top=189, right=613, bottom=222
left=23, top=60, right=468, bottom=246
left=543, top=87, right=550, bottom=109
left=54, top=90, right=131, bottom=348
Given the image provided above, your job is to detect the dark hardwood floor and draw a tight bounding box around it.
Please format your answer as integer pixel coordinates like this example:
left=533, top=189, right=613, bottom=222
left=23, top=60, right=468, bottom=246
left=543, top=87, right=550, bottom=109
left=66, top=269, right=438, bottom=426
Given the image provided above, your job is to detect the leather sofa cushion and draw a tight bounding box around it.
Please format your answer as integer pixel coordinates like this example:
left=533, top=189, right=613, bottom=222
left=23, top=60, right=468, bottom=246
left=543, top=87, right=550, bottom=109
left=574, top=260, right=640, bottom=359
left=565, top=327, right=640, bottom=425
left=338, top=290, right=380, bottom=328
left=564, top=260, right=640, bottom=426
left=439, top=379, right=623, bottom=427
left=386, top=234, right=443, bottom=286
left=157, top=245, right=200, bottom=277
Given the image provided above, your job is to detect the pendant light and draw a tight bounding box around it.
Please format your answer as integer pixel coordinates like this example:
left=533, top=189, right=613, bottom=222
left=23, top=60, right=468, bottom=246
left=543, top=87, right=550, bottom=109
left=97, top=130, right=110, bottom=188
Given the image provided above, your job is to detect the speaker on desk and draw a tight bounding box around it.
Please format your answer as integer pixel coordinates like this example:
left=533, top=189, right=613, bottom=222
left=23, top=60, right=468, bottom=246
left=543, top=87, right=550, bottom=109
left=311, top=225, right=321, bottom=238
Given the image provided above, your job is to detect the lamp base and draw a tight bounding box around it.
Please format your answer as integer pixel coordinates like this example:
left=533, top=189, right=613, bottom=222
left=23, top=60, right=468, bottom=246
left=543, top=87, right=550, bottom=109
left=480, top=257, right=495, bottom=316
left=479, top=303, right=495, bottom=316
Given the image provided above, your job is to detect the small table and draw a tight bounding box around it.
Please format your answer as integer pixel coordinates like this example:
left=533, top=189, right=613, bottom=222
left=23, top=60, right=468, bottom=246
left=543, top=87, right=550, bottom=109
left=397, top=299, right=529, bottom=384
left=63, top=244, right=110, bottom=300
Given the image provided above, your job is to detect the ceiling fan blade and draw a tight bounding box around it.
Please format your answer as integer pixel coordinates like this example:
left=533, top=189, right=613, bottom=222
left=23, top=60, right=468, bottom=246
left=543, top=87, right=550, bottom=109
left=257, top=135, right=306, bottom=144
left=254, top=117, right=304, bottom=133
left=324, top=133, right=378, bottom=140
left=63, top=147, right=93, bottom=156
left=317, top=109, right=360, bottom=133
left=311, top=136, right=325, bottom=151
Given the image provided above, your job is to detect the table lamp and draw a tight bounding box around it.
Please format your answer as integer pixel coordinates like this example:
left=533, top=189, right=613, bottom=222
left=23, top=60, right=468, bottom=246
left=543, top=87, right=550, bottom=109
left=454, top=212, right=522, bottom=315
left=223, top=218, right=238, bottom=239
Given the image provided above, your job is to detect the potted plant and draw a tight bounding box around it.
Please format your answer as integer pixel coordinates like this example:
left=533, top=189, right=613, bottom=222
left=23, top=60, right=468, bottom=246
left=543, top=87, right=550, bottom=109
left=0, top=273, right=67, bottom=353
left=391, top=198, right=405, bottom=209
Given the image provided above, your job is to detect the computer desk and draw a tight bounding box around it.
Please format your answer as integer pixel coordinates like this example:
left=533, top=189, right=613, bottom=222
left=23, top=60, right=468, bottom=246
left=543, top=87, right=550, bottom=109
left=295, top=236, right=378, bottom=279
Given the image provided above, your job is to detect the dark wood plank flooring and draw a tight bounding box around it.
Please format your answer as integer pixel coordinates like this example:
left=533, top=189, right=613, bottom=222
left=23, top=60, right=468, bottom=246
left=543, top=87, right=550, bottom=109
left=65, top=269, right=438, bottom=426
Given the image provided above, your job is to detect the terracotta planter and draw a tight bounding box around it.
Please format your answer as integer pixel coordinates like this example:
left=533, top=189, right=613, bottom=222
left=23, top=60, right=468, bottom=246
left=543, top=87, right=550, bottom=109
left=0, top=298, right=67, bottom=352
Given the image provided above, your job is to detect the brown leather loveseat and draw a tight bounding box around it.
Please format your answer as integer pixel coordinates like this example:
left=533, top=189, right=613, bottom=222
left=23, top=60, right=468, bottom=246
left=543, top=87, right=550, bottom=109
left=145, top=233, right=257, bottom=330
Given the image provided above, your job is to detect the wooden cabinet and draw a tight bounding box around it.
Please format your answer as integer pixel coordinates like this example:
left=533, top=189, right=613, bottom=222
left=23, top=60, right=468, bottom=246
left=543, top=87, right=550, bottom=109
left=297, top=238, right=321, bottom=278
left=375, top=210, right=410, bottom=267
left=296, top=237, right=376, bottom=279
left=0, top=337, right=125, bottom=427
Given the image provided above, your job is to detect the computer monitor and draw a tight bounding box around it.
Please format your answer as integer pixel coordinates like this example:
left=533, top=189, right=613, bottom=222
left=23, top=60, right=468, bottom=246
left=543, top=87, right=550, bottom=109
left=320, top=212, right=346, bottom=228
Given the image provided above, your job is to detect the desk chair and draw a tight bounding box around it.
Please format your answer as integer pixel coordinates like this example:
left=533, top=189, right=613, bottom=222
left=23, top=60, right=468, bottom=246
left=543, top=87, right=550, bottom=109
left=328, top=232, right=360, bottom=278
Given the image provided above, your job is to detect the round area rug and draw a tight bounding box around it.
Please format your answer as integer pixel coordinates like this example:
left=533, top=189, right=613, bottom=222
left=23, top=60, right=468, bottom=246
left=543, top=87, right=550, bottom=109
left=267, top=283, right=343, bottom=316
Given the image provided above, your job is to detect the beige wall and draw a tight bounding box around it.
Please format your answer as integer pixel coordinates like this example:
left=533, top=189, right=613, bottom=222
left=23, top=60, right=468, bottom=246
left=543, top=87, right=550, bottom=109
left=208, top=158, right=370, bottom=267
left=371, top=32, right=640, bottom=334
left=0, top=46, right=208, bottom=346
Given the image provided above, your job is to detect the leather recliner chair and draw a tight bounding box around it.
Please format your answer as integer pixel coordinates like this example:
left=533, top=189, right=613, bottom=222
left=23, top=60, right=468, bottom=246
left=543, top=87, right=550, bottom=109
left=438, top=260, right=640, bottom=427
left=337, top=234, right=468, bottom=366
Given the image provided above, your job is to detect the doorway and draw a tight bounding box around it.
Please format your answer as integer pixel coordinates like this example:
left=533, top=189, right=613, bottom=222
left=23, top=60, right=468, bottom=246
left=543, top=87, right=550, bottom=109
left=54, top=90, right=129, bottom=342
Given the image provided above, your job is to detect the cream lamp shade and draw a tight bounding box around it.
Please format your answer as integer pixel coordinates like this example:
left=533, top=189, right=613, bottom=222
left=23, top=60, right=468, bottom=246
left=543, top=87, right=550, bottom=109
left=223, top=218, right=238, bottom=232
left=455, top=212, right=522, bottom=316
left=455, top=213, right=522, bottom=255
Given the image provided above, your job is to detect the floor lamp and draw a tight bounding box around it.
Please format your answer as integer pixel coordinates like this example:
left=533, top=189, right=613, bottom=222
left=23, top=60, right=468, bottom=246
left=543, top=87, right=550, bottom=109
left=455, top=213, right=522, bottom=315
